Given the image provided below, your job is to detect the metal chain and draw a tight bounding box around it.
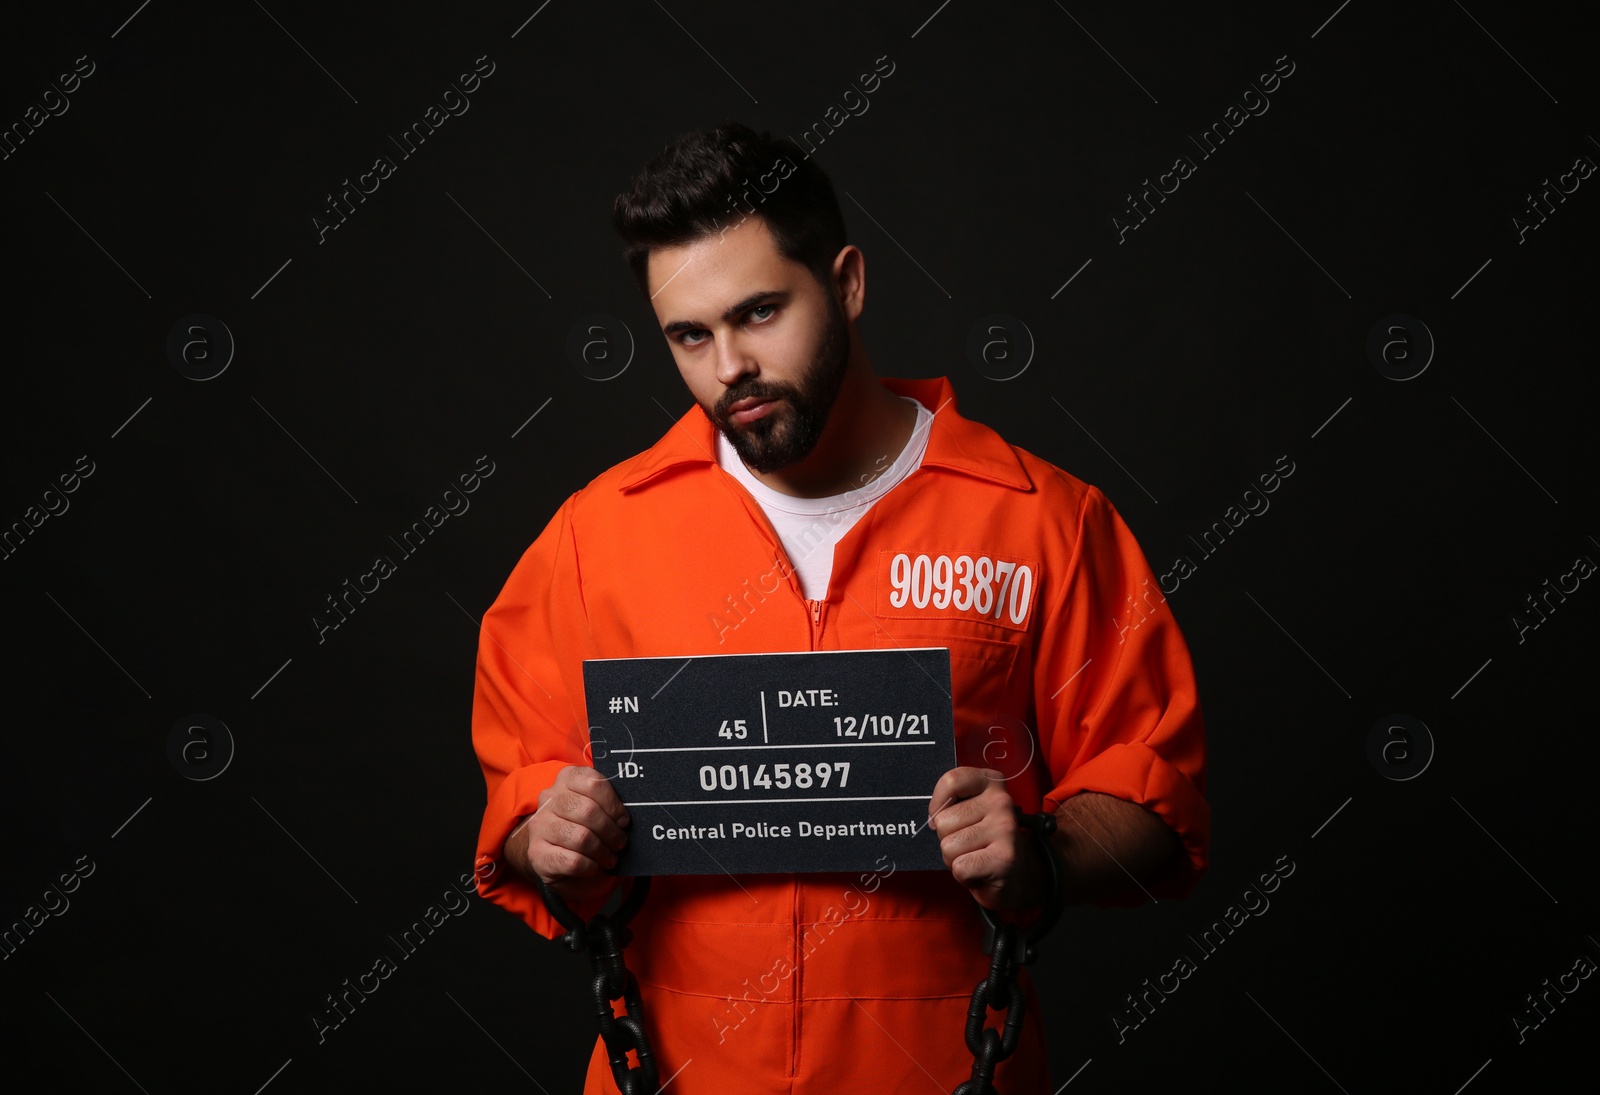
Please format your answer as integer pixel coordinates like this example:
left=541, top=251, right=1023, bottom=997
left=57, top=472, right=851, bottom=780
left=534, top=874, right=659, bottom=1095
left=952, top=807, right=1065, bottom=1095
left=532, top=806, right=1062, bottom=1095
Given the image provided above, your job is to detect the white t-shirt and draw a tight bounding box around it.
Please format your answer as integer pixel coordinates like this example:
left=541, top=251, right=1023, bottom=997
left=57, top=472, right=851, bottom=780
left=716, top=396, right=932, bottom=600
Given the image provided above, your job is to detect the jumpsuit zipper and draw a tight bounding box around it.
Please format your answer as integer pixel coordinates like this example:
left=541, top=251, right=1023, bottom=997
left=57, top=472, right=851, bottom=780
left=795, top=596, right=827, bottom=1077
left=792, top=863, right=802, bottom=1078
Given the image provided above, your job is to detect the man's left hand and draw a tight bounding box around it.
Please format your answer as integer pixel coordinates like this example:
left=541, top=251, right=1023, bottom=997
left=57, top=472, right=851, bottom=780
left=928, top=767, right=1047, bottom=912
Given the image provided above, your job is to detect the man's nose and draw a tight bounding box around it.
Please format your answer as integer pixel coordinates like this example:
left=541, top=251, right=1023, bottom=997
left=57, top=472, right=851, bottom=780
left=713, top=330, right=757, bottom=386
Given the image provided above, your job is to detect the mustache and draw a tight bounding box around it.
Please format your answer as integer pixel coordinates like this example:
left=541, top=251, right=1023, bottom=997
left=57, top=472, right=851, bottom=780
left=715, top=380, right=795, bottom=418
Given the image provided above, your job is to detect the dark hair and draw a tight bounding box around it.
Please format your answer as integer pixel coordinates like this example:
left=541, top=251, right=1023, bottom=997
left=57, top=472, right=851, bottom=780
left=613, top=122, right=848, bottom=296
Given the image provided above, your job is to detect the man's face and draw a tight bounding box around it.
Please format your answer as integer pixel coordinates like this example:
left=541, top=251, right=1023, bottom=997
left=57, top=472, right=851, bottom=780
left=647, top=217, right=850, bottom=474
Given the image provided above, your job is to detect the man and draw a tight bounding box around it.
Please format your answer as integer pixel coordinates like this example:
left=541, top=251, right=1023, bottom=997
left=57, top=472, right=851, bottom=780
left=471, top=123, right=1209, bottom=1093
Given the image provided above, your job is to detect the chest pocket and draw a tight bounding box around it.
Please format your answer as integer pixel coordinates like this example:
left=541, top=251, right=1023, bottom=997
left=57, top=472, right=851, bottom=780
left=870, top=625, right=1023, bottom=728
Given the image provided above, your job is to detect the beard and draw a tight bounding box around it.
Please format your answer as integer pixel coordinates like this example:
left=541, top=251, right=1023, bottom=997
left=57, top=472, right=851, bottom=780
left=710, top=293, right=851, bottom=474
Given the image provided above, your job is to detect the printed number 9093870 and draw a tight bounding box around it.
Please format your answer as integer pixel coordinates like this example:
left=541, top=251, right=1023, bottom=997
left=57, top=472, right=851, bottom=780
left=888, top=553, right=1033, bottom=625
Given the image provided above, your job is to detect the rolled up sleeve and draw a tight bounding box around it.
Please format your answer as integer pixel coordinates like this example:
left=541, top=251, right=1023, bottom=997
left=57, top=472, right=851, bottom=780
left=471, top=492, right=613, bottom=938
left=1035, top=484, right=1209, bottom=905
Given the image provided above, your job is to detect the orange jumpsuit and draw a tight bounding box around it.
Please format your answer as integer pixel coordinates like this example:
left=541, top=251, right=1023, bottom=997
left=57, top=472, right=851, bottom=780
left=472, top=375, right=1209, bottom=1093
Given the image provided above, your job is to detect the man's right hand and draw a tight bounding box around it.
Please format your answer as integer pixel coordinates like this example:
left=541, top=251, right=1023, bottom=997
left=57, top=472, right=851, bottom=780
left=504, top=765, right=631, bottom=906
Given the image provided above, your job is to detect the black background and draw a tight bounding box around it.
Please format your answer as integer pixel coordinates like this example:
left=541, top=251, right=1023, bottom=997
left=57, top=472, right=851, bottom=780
left=2, top=1, right=1596, bottom=1092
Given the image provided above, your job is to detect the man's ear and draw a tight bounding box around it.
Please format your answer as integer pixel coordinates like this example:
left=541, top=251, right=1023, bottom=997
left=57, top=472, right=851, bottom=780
left=832, top=245, right=866, bottom=322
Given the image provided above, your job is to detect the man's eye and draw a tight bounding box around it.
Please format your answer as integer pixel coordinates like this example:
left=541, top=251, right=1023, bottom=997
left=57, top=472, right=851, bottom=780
left=749, top=304, right=775, bottom=322
left=680, top=329, right=708, bottom=345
